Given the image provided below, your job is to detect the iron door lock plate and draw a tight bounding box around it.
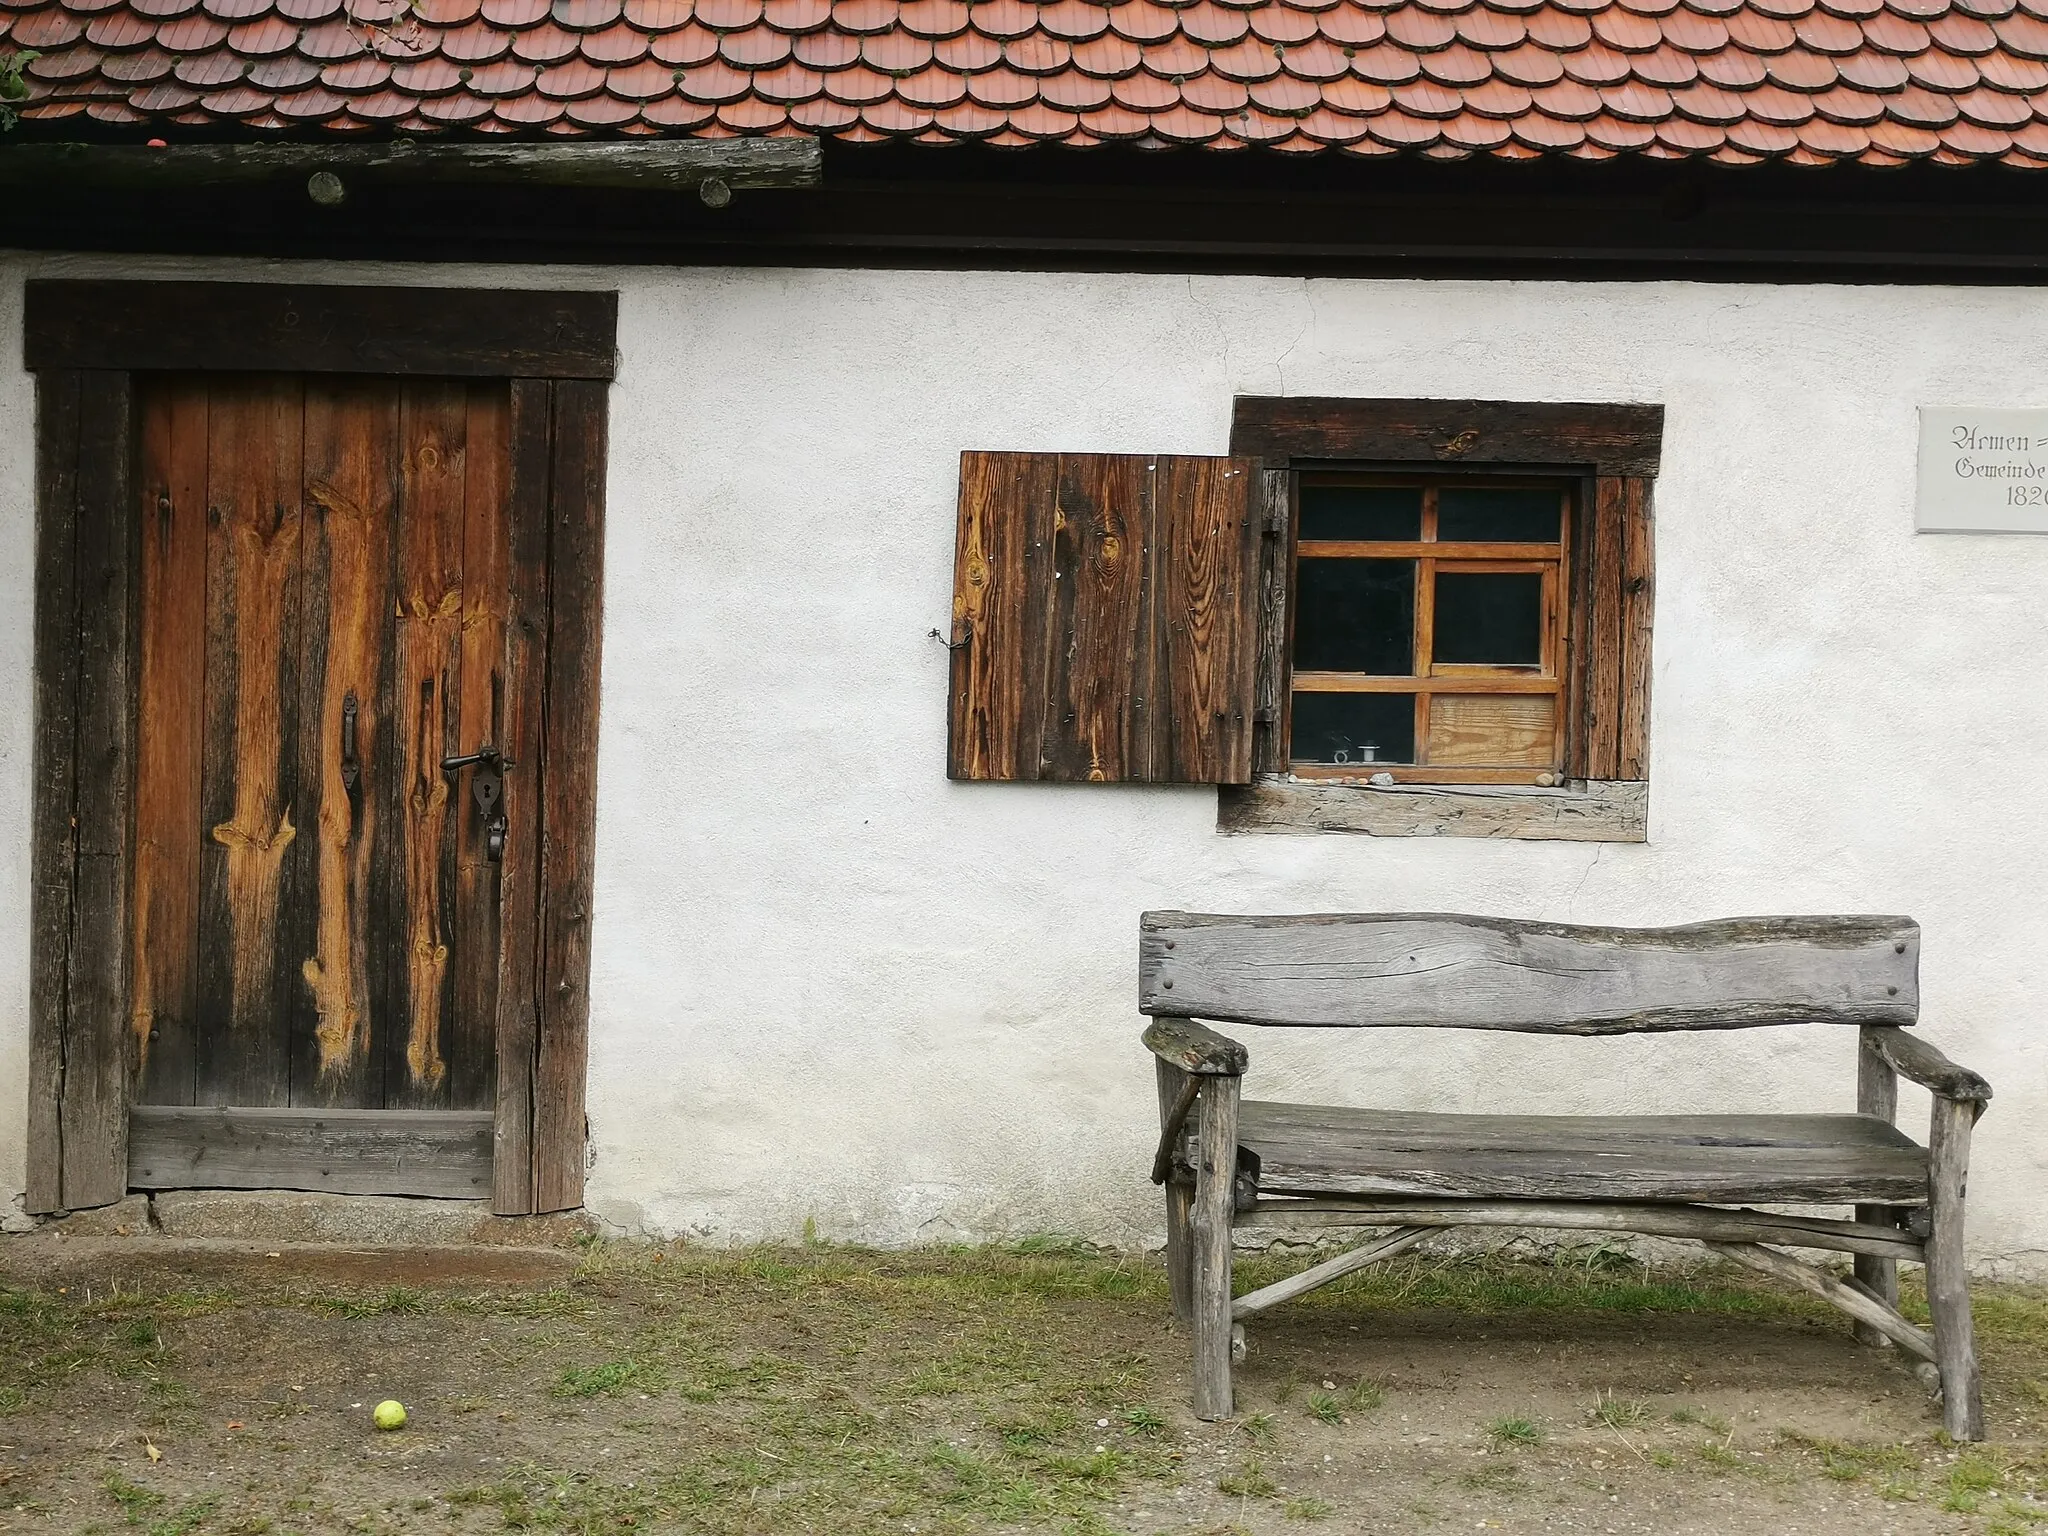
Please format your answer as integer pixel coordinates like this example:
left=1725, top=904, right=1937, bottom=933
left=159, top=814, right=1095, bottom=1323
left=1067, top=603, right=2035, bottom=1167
left=441, top=745, right=514, bottom=862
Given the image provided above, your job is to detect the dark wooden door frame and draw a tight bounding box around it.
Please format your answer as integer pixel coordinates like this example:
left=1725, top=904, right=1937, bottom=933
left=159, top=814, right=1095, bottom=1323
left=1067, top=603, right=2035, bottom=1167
left=23, top=280, right=615, bottom=1216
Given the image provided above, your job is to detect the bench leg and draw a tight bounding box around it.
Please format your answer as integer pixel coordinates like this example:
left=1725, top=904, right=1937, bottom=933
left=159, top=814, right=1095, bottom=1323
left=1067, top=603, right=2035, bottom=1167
left=1927, top=1097, right=1984, bottom=1441
left=1190, top=1073, right=1240, bottom=1421
left=1855, top=1031, right=1904, bottom=1351
left=1851, top=1206, right=1900, bottom=1348
left=1155, top=1059, right=1195, bottom=1327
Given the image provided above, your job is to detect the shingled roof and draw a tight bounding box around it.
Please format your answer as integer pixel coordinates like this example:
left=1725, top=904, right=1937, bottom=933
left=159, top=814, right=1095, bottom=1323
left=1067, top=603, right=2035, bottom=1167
left=7, top=0, right=2048, bottom=168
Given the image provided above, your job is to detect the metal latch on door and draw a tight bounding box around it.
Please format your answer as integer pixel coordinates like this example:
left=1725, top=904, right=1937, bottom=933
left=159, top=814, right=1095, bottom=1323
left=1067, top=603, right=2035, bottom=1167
left=441, top=746, right=515, bottom=863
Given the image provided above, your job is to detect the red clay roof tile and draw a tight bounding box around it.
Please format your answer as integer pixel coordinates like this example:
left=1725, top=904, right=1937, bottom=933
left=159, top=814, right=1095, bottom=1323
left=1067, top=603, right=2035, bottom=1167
left=1810, top=75, right=1883, bottom=109
left=1835, top=42, right=1908, bottom=75
left=1318, top=2, right=1383, bottom=41
left=98, top=44, right=173, bottom=76
left=82, top=10, right=157, bottom=44
left=582, top=20, right=653, bottom=55
left=1978, top=40, right=2048, bottom=75
left=1490, top=37, right=1564, bottom=77
left=1350, top=37, right=1421, bottom=75
left=787, top=22, right=855, bottom=59
left=1632, top=40, right=1701, bottom=78
left=19, top=0, right=2048, bottom=167
left=1381, top=4, right=1453, bottom=42
left=1418, top=38, right=1491, bottom=77
left=511, top=19, right=584, bottom=56
left=1696, top=42, right=1768, bottom=81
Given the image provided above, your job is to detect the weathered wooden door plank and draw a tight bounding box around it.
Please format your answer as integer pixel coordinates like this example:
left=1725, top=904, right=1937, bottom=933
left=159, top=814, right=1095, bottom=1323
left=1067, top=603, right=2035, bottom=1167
left=489, top=379, right=554, bottom=1214
left=293, top=379, right=399, bottom=1108
left=133, top=379, right=209, bottom=1108
left=195, top=375, right=306, bottom=1108
left=451, top=382, right=512, bottom=1115
left=65, top=371, right=141, bottom=1207
left=379, top=383, right=470, bottom=1110
left=128, top=1104, right=492, bottom=1199
left=26, top=370, right=85, bottom=1212
left=27, top=370, right=140, bottom=1212
left=532, top=378, right=608, bottom=1213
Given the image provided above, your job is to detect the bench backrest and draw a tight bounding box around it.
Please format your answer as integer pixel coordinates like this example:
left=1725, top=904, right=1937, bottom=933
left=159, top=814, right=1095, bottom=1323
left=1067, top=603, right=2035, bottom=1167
left=1139, top=912, right=1919, bottom=1034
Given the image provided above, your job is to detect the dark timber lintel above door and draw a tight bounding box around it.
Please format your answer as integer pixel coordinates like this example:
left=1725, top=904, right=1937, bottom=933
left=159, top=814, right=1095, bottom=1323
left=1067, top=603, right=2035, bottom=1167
left=24, top=280, right=615, bottom=1217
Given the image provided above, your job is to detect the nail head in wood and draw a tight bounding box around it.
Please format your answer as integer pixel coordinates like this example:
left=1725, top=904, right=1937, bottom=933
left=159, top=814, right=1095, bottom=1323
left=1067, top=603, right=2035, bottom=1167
left=306, top=171, right=345, bottom=206
left=699, top=176, right=732, bottom=209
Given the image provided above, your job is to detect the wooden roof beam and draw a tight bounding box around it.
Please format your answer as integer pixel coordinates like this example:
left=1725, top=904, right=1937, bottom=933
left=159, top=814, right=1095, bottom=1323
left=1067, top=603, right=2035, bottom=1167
left=0, top=137, right=821, bottom=204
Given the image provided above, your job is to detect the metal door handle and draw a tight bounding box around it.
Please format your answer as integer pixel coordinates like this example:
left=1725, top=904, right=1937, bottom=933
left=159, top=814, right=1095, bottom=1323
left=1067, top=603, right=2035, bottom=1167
left=340, top=692, right=360, bottom=793
left=441, top=745, right=513, bottom=862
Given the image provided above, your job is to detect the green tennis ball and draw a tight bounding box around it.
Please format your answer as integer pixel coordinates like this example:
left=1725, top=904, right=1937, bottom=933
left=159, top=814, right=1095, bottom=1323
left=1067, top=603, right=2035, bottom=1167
left=372, top=1400, right=407, bottom=1431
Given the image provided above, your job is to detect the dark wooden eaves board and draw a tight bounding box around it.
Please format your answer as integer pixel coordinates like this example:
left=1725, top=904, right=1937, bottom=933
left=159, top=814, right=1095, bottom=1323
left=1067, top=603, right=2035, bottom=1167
left=1230, top=398, right=1664, bottom=478
left=24, top=282, right=618, bottom=380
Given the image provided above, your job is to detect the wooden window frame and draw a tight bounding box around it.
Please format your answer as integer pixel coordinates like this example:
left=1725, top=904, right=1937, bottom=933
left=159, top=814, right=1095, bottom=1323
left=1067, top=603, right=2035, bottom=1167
left=1285, top=472, right=1574, bottom=784
left=23, top=280, right=615, bottom=1216
left=1224, top=397, right=1661, bottom=841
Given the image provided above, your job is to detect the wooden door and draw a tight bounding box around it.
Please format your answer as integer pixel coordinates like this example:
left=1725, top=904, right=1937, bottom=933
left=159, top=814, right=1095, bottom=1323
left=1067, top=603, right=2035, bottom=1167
left=130, top=374, right=530, bottom=1119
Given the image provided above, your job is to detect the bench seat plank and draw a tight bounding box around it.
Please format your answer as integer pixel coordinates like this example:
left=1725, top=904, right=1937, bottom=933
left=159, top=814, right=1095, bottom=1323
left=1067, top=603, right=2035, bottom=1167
left=1237, top=1101, right=1930, bottom=1205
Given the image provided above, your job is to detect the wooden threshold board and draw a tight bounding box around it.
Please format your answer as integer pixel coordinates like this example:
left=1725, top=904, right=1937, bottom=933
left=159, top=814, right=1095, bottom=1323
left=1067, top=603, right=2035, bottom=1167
left=128, top=1105, right=493, bottom=1199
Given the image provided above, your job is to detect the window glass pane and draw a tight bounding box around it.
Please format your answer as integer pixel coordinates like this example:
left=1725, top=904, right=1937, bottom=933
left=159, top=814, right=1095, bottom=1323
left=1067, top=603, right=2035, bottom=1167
left=1433, top=571, right=1544, bottom=666
left=1437, top=487, right=1561, bottom=542
left=1299, top=485, right=1422, bottom=541
left=1293, top=558, right=1414, bottom=674
left=1290, top=692, right=1416, bottom=766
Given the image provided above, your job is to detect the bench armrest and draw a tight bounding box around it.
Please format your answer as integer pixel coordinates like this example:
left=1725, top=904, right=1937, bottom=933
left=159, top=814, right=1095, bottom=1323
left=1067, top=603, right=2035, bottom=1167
left=1143, top=1017, right=1247, bottom=1076
left=1864, top=1026, right=1992, bottom=1105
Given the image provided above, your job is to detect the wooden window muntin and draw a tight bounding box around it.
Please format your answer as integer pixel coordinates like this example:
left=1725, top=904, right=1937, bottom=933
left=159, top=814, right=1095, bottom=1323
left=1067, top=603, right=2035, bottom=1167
left=1285, top=472, right=1573, bottom=785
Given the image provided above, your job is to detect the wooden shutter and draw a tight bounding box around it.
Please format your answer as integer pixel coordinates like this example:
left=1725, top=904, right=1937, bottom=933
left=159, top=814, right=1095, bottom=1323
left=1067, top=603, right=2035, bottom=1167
left=1566, top=475, right=1654, bottom=782
left=948, top=452, right=1263, bottom=784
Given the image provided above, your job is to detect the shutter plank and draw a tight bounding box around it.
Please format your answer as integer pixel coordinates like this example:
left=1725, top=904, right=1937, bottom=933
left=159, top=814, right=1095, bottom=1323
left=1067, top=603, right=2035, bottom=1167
left=947, top=452, right=1259, bottom=784
left=1618, top=477, right=1654, bottom=782
left=1581, top=475, right=1626, bottom=781
left=1155, top=456, right=1259, bottom=782
left=1045, top=455, right=1147, bottom=781
left=949, top=452, right=1052, bottom=780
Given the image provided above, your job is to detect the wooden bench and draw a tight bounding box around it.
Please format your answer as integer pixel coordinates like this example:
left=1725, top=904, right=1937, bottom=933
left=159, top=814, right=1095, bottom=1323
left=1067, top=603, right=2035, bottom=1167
left=1140, top=911, right=1994, bottom=1439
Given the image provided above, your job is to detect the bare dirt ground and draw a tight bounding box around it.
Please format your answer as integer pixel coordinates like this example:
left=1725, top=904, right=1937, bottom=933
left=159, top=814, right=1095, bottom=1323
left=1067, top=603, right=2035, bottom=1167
left=2, top=1233, right=2046, bottom=1535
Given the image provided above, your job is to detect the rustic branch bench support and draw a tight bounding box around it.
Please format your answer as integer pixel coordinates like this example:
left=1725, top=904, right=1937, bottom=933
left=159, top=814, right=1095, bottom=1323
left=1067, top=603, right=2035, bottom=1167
left=1139, top=912, right=1992, bottom=1440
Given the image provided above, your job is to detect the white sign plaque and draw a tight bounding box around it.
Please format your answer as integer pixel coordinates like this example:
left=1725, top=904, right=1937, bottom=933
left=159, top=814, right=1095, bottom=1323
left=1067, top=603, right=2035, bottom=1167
left=1917, top=408, right=2048, bottom=533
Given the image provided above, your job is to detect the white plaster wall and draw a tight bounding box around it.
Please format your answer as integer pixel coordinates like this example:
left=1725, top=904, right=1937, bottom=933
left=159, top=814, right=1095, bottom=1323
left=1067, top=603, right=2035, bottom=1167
left=0, top=254, right=2043, bottom=1269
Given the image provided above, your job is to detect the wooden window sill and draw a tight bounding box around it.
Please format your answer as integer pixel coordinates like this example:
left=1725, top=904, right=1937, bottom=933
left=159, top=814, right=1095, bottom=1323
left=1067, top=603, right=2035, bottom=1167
left=1217, top=777, right=1647, bottom=842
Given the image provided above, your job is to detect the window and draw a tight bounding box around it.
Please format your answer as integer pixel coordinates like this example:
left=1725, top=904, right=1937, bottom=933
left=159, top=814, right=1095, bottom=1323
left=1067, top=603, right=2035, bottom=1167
left=1285, top=475, right=1572, bottom=784
left=941, top=399, right=1660, bottom=840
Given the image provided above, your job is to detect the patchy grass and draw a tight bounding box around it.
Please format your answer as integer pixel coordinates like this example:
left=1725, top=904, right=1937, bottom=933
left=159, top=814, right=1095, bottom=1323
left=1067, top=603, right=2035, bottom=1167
left=7, top=1242, right=2048, bottom=1535
left=1217, top=1459, right=1277, bottom=1498
left=1484, top=1415, right=1546, bottom=1450
left=1590, top=1389, right=1652, bottom=1429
